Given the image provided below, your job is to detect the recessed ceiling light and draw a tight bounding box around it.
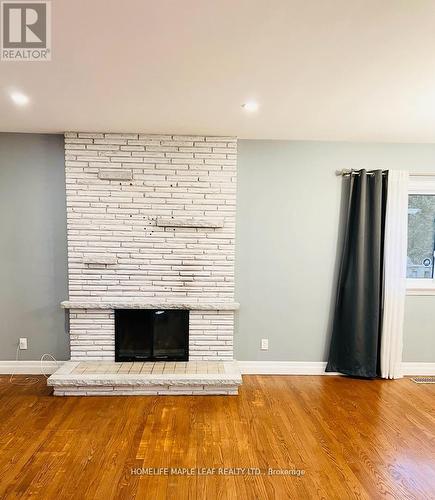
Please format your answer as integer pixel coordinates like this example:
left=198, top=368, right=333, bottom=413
left=241, top=101, right=259, bottom=112
left=10, top=91, right=29, bottom=106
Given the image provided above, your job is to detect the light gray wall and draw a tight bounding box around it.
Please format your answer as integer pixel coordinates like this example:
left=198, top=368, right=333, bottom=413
left=235, top=140, right=435, bottom=362
left=0, top=133, right=69, bottom=360
left=1, top=134, right=434, bottom=363
left=403, top=296, right=435, bottom=362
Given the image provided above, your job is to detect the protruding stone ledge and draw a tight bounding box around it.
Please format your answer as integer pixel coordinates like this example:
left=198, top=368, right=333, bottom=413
left=61, top=300, right=240, bottom=310
left=82, top=254, right=117, bottom=265
left=98, top=169, right=133, bottom=180
left=156, top=217, right=224, bottom=228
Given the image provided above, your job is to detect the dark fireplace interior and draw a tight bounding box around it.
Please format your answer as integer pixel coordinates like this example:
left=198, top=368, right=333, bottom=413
left=115, top=309, right=189, bottom=362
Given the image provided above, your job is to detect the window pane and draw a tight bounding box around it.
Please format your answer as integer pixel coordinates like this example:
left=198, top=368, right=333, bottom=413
left=407, top=194, right=435, bottom=279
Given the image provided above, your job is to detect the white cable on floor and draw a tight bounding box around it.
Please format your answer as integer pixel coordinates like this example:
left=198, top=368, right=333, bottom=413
left=8, top=345, right=39, bottom=386
left=5, top=346, right=59, bottom=385
left=40, top=353, right=59, bottom=378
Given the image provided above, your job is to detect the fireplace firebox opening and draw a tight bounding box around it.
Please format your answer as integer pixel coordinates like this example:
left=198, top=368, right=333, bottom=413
left=115, top=309, right=189, bottom=362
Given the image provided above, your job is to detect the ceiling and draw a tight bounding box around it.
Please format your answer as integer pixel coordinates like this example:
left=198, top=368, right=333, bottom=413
left=2, top=0, right=435, bottom=141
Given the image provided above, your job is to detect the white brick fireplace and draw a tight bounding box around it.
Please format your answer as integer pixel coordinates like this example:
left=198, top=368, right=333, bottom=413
left=61, top=132, right=239, bottom=363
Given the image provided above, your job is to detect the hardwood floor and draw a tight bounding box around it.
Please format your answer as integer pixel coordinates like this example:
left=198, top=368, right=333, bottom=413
left=0, top=375, right=433, bottom=499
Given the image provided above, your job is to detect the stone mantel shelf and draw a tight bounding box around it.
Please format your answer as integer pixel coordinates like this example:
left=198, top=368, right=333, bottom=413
left=156, top=217, right=224, bottom=228
left=61, top=300, right=240, bottom=311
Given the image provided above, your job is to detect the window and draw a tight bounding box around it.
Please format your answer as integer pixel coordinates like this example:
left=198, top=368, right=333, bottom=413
left=407, top=176, right=435, bottom=294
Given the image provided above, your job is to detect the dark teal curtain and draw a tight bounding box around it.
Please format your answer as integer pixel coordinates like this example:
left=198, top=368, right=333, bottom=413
left=326, top=170, right=388, bottom=378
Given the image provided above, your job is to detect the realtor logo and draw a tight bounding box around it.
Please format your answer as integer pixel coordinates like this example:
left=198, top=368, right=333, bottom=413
left=1, top=1, right=51, bottom=61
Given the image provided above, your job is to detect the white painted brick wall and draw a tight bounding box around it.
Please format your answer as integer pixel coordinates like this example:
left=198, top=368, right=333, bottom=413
left=65, top=133, right=237, bottom=360
left=69, top=309, right=115, bottom=360
left=189, top=311, right=234, bottom=360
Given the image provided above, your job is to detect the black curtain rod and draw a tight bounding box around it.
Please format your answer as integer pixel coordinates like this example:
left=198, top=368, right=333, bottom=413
left=336, top=169, right=388, bottom=177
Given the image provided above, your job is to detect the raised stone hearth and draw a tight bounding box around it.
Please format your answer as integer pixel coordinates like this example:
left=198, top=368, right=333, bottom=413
left=48, top=361, right=242, bottom=396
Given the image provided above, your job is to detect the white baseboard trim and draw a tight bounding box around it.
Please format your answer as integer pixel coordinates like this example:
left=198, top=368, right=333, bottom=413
left=238, top=361, right=435, bottom=376
left=0, top=360, right=433, bottom=376
left=0, top=360, right=65, bottom=375
left=238, top=361, right=332, bottom=375
left=401, top=362, right=435, bottom=376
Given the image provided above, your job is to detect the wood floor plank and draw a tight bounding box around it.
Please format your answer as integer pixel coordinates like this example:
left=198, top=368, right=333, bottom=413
left=0, top=375, right=433, bottom=499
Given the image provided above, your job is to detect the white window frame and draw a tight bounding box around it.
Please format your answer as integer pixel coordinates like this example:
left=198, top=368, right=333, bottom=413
left=407, top=175, right=435, bottom=295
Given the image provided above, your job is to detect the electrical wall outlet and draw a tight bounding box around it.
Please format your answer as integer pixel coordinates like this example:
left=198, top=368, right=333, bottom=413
left=19, top=338, right=28, bottom=350
left=261, top=338, right=269, bottom=350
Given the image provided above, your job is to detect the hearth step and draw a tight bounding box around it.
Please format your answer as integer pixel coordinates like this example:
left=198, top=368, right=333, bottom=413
left=47, top=361, right=242, bottom=396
